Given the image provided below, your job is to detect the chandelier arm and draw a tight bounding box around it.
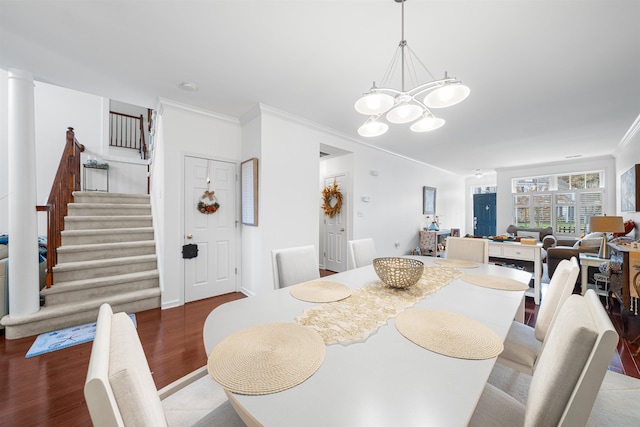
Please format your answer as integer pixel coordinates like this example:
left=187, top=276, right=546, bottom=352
left=408, top=78, right=458, bottom=98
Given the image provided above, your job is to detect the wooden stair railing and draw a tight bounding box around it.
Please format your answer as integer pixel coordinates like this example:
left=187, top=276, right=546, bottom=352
left=36, top=127, right=85, bottom=288
left=109, top=111, right=147, bottom=159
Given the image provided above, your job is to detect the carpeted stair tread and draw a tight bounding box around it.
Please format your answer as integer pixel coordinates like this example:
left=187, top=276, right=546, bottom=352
left=61, top=226, right=153, bottom=236
left=67, top=203, right=151, bottom=210
left=42, top=270, right=160, bottom=295
left=1, top=288, right=161, bottom=326
left=72, top=191, right=150, bottom=204
left=64, top=215, right=152, bottom=222
left=57, top=240, right=156, bottom=254
left=52, top=254, right=157, bottom=272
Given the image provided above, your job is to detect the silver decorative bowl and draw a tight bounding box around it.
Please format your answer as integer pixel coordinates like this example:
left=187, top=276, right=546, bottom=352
left=373, top=257, right=424, bottom=289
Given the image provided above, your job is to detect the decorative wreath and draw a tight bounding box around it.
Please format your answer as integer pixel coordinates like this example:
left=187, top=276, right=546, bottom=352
left=198, top=190, right=220, bottom=214
left=321, top=181, right=343, bottom=218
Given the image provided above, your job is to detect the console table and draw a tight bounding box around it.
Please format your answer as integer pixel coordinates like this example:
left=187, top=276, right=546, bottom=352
left=488, top=240, right=542, bottom=304
left=83, top=163, right=109, bottom=192
left=609, top=243, right=640, bottom=336
left=419, top=229, right=450, bottom=257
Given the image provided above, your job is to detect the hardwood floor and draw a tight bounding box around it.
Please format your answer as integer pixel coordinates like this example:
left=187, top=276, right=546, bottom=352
left=0, top=292, right=245, bottom=426
left=1, top=275, right=638, bottom=426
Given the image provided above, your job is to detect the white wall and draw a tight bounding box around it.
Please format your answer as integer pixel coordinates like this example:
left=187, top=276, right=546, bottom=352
left=615, top=117, right=640, bottom=237
left=239, top=108, right=262, bottom=296
left=495, top=156, right=617, bottom=236
left=154, top=100, right=242, bottom=308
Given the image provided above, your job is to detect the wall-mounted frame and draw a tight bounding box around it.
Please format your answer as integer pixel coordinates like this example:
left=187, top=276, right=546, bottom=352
left=423, top=186, right=437, bottom=215
left=621, top=164, right=640, bottom=212
left=241, top=158, right=259, bottom=225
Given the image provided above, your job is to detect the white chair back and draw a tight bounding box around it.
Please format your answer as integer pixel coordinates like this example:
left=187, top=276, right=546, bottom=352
left=445, top=237, right=489, bottom=263
left=528, top=290, right=618, bottom=426
left=534, top=256, right=579, bottom=342
left=85, top=304, right=166, bottom=427
left=347, top=238, right=377, bottom=269
left=271, top=245, right=320, bottom=289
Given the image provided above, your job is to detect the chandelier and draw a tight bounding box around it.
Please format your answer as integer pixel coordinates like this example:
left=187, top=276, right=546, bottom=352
left=355, top=0, right=470, bottom=137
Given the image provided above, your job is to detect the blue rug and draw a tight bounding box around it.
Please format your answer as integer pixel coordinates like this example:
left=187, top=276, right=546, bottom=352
left=25, top=313, right=136, bottom=358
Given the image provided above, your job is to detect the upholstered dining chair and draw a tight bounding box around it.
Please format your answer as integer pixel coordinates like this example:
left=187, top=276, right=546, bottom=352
left=84, top=304, right=245, bottom=427
left=347, top=238, right=377, bottom=269
left=497, top=257, right=580, bottom=375
left=271, top=245, right=320, bottom=289
left=444, top=236, right=489, bottom=263
left=469, top=290, right=618, bottom=427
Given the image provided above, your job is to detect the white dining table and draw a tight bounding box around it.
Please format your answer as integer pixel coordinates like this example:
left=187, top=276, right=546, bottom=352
left=203, top=256, right=531, bottom=427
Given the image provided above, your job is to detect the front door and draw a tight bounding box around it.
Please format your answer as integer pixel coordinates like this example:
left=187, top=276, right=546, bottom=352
left=322, top=174, right=347, bottom=272
left=473, top=193, right=496, bottom=237
left=184, top=156, right=237, bottom=302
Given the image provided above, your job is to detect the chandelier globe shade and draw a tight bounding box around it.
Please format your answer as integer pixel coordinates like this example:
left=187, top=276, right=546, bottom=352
left=354, top=0, right=468, bottom=137
left=355, top=92, right=395, bottom=115
left=386, top=102, right=423, bottom=124
left=410, top=115, right=445, bottom=132
left=358, top=120, right=389, bottom=137
left=424, top=83, right=471, bottom=108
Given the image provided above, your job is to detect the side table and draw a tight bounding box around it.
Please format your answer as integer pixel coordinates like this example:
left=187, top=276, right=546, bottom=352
left=579, top=253, right=608, bottom=297
left=83, top=163, right=110, bottom=192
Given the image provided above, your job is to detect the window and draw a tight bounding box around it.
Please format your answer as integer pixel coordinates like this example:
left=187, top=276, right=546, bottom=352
left=512, top=171, right=604, bottom=236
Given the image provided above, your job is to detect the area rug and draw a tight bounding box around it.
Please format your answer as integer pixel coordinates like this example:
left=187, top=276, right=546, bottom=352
left=25, top=313, right=136, bottom=358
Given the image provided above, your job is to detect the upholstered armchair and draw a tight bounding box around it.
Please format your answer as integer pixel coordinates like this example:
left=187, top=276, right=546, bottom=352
left=547, top=234, right=602, bottom=279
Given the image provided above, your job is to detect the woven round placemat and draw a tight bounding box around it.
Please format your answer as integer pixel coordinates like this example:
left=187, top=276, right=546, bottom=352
left=461, top=274, right=529, bottom=291
left=395, top=309, right=503, bottom=360
left=433, top=258, right=479, bottom=268
left=289, top=280, right=353, bottom=303
left=208, top=323, right=325, bottom=395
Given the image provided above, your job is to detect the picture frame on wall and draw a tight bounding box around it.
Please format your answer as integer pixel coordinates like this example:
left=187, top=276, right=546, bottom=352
left=621, top=164, right=640, bottom=212
left=423, top=186, right=436, bottom=215
left=241, top=158, right=259, bottom=225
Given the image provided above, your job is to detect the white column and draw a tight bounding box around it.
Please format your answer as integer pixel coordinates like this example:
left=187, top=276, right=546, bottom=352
left=7, top=69, right=40, bottom=317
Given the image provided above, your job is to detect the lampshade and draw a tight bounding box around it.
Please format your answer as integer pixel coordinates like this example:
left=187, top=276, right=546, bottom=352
left=386, top=103, right=423, bottom=124
left=410, top=115, right=445, bottom=132
left=589, top=216, right=625, bottom=233
left=358, top=120, right=389, bottom=137
left=354, top=93, right=395, bottom=115
left=424, top=84, right=471, bottom=108
left=588, top=215, right=624, bottom=259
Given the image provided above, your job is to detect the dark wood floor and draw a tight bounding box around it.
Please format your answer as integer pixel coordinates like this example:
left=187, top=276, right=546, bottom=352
left=1, top=275, right=638, bottom=426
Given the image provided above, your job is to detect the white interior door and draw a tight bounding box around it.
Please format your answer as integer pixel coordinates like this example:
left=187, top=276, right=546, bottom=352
left=322, top=174, right=347, bottom=272
left=184, top=156, right=236, bottom=302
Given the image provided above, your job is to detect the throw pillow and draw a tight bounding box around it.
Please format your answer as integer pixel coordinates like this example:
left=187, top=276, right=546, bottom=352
left=613, top=220, right=635, bottom=237
left=573, top=238, right=602, bottom=250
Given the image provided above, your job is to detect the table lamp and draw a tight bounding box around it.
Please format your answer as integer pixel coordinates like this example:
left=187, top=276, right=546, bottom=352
left=588, top=215, right=624, bottom=259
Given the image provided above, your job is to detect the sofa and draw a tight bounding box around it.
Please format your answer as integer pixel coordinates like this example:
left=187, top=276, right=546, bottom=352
left=506, top=225, right=556, bottom=250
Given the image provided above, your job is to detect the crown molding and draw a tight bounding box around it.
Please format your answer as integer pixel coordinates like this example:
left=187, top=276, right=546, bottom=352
left=618, top=113, right=640, bottom=149
left=155, top=97, right=240, bottom=124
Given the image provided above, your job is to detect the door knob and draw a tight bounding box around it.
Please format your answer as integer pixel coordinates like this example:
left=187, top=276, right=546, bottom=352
left=186, top=233, right=193, bottom=239
left=340, top=228, right=345, bottom=232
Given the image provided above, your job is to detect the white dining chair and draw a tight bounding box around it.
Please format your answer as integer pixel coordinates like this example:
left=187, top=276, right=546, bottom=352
left=347, top=238, right=377, bottom=269
left=497, top=257, right=580, bottom=375
left=271, top=245, right=320, bottom=289
left=469, top=290, right=618, bottom=427
left=444, top=236, right=489, bottom=263
left=84, top=304, right=245, bottom=427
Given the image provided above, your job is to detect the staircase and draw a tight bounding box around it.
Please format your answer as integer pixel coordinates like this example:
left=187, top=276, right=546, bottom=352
left=3, top=192, right=161, bottom=339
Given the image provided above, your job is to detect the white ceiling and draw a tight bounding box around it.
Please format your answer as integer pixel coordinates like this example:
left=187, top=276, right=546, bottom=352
left=1, top=0, right=639, bottom=176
